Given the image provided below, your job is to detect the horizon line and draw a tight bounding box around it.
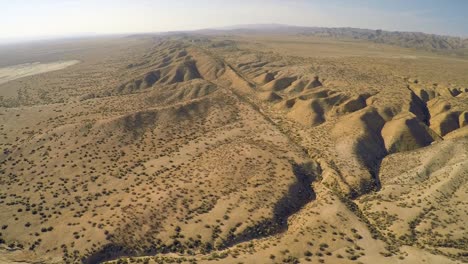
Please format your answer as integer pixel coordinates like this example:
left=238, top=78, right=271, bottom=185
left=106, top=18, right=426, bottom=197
left=1, top=23, right=466, bottom=45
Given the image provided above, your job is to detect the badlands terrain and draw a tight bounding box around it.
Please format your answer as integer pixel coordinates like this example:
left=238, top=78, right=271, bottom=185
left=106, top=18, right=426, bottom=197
left=0, top=28, right=467, bottom=264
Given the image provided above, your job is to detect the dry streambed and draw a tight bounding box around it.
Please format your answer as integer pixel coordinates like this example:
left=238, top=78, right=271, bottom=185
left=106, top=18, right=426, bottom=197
left=0, top=60, right=80, bottom=85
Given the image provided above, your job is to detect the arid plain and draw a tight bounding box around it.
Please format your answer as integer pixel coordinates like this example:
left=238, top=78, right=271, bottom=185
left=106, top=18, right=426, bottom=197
left=0, top=30, right=467, bottom=264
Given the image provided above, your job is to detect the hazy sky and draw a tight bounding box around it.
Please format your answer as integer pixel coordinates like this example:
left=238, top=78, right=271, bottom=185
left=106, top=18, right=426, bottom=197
left=1, top=0, right=467, bottom=42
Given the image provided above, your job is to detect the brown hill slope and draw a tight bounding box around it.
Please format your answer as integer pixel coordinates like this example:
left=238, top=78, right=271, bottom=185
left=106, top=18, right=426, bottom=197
left=0, top=34, right=467, bottom=264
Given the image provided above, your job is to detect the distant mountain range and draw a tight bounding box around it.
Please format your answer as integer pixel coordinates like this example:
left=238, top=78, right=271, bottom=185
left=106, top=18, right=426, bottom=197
left=199, top=24, right=468, bottom=53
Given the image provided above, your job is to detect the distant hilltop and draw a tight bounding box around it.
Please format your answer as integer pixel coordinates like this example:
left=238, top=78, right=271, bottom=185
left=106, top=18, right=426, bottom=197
left=198, top=24, right=468, bottom=53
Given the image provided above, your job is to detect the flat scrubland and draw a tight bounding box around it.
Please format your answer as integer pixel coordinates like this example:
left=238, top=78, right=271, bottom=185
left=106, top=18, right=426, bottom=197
left=0, top=33, right=467, bottom=264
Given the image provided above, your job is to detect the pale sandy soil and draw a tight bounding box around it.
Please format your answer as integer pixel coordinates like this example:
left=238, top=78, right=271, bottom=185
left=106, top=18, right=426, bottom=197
left=0, top=60, right=79, bottom=85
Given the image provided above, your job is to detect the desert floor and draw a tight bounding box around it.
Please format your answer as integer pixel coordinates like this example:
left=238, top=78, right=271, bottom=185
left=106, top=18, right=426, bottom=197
left=0, top=34, right=466, bottom=264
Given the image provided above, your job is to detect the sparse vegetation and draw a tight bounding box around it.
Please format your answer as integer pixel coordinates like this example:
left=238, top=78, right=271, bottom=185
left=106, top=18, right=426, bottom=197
left=0, top=28, right=466, bottom=264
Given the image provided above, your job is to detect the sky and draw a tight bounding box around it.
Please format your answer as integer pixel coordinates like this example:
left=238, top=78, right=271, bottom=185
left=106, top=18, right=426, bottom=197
left=1, top=0, right=467, bottom=42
